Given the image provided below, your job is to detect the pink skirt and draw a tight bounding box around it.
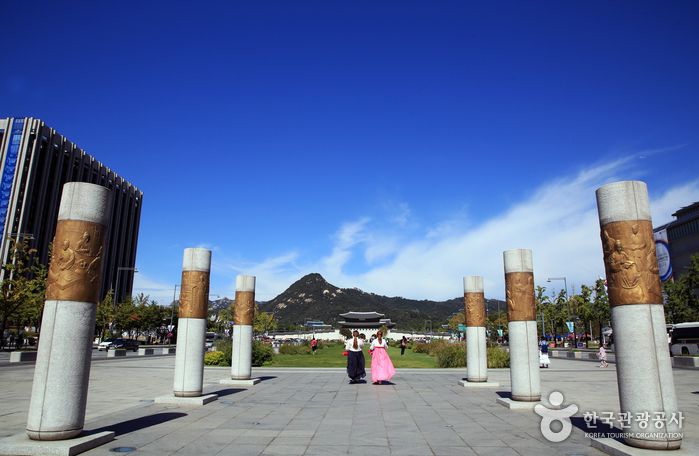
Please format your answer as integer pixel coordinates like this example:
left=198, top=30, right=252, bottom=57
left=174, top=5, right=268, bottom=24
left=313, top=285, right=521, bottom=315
left=370, top=346, right=396, bottom=382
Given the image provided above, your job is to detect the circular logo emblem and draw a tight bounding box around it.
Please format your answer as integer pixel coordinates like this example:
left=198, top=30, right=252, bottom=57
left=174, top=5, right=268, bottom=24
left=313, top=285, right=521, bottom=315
left=655, top=239, right=672, bottom=282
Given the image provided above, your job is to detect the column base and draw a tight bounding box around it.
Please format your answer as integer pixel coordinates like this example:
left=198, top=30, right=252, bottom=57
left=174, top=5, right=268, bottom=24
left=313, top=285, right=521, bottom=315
left=496, top=397, right=539, bottom=409
left=0, top=431, right=114, bottom=456
left=591, top=436, right=682, bottom=455
left=458, top=380, right=500, bottom=387
left=219, top=378, right=260, bottom=387
left=154, top=393, right=218, bottom=406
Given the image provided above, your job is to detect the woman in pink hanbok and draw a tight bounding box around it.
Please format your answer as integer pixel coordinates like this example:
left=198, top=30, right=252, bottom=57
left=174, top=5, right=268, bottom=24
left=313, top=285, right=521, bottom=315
left=370, top=331, right=396, bottom=384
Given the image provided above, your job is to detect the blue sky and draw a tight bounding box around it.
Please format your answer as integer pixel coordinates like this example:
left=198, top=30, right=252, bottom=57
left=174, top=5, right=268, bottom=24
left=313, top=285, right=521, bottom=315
left=3, top=1, right=699, bottom=303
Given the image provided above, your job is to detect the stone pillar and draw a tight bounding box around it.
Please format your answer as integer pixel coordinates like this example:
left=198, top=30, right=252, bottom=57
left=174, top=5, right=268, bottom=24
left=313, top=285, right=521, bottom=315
left=26, top=183, right=112, bottom=440
left=504, top=249, right=540, bottom=402
left=231, top=275, right=255, bottom=380
left=464, top=276, right=488, bottom=382
left=173, top=248, right=211, bottom=397
left=596, top=181, right=681, bottom=450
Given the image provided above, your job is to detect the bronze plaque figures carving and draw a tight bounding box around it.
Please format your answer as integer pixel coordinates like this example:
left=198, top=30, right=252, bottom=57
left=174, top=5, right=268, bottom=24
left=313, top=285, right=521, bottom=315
left=234, top=290, right=255, bottom=325
left=505, top=272, right=535, bottom=321
left=601, top=220, right=661, bottom=306
left=46, top=220, right=105, bottom=303
left=179, top=271, right=210, bottom=319
left=465, top=292, right=486, bottom=327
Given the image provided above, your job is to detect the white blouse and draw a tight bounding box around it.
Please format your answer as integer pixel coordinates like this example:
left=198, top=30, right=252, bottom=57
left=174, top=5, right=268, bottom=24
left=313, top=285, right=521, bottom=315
left=345, top=337, right=364, bottom=352
left=370, top=339, right=388, bottom=350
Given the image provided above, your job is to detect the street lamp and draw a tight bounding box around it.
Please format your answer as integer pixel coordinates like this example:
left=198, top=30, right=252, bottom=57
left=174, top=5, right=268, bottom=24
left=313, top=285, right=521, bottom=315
left=169, top=284, right=179, bottom=329
left=547, top=276, right=573, bottom=348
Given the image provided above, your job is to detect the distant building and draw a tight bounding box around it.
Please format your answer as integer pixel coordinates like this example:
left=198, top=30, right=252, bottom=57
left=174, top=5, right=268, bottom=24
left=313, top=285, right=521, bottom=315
left=338, top=311, right=396, bottom=332
left=0, top=117, right=142, bottom=302
left=654, top=201, right=699, bottom=281
left=304, top=320, right=332, bottom=330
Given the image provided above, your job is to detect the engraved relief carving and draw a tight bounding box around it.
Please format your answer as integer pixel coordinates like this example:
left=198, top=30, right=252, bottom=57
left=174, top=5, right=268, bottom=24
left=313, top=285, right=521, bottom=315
left=179, top=271, right=210, bottom=319
left=234, top=290, right=255, bottom=325
left=601, top=220, right=661, bottom=305
left=46, top=220, right=105, bottom=303
left=465, top=292, right=486, bottom=327
left=505, top=272, right=535, bottom=321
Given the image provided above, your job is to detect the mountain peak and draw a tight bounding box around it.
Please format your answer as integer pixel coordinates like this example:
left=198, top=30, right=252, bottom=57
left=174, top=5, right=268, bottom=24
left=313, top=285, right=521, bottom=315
left=297, top=272, right=327, bottom=284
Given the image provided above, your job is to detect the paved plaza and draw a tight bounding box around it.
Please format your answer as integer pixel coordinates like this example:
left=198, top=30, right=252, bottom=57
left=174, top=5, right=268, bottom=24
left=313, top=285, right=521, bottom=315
left=0, top=356, right=697, bottom=456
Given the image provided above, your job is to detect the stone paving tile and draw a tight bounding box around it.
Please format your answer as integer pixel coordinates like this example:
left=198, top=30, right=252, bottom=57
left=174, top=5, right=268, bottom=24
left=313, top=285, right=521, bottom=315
left=471, top=447, right=519, bottom=456
left=3, top=359, right=699, bottom=455
left=261, top=444, right=308, bottom=455
left=304, top=444, right=350, bottom=455
left=389, top=444, right=434, bottom=455
left=431, top=446, right=478, bottom=456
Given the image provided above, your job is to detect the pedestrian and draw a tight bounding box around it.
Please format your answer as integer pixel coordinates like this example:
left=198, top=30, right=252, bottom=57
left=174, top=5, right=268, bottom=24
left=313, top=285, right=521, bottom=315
left=370, top=331, right=396, bottom=384
left=345, top=330, right=366, bottom=384
left=311, top=336, right=318, bottom=355
left=598, top=344, right=608, bottom=368
left=400, top=336, right=408, bottom=356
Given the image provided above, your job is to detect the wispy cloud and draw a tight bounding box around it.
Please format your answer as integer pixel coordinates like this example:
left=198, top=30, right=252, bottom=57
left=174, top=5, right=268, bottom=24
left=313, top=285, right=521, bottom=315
left=133, top=273, right=178, bottom=305
left=219, top=156, right=699, bottom=302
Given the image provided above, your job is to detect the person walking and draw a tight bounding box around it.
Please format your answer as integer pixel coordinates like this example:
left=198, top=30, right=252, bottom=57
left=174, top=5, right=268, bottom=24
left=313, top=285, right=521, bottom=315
left=370, top=331, right=396, bottom=384
left=598, top=344, right=608, bottom=368
left=400, top=336, right=408, bottom=356
left=311, top=337, right=318, bottom=355
left=345, top=330, right=366, bottom=384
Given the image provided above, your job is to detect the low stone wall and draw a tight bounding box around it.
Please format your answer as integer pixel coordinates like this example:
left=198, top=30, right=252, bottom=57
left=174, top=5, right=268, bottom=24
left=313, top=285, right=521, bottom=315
left=161, top=347, right=176, bottom=355
left=138, top=348, right=155, bottom=356
left=107, top=349, right=127, bottom=358
left=9, top=351, right=37, bottom=362
left=672, top=356, right=699, bottom=368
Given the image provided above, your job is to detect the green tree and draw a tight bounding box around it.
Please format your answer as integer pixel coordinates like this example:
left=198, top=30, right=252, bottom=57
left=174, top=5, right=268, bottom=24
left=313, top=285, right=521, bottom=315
left=95, top=290, right=114, bottom=340
left=447, top=312, right=465, bottom=332
left=592, top=279, right=610, bottom=343
left=0, top=238, right=47, bottom=337
left=572, top=284, right=594, bottom=346
left=254, top=305, right=278, bottom=334
left=664, top=254, right=699, bottom=323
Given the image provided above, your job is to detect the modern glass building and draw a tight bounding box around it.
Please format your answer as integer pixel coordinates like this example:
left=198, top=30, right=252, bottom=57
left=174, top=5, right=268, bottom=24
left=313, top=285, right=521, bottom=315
left=0, top=117, right=142, bottom=302
left=655, top=201, right=699, bottom=281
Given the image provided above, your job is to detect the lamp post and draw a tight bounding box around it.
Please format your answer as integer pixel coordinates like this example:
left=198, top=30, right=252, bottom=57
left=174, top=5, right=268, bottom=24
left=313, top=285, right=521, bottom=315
left=547, top=276, right=572, bottom=348
left=169, top=284, right=179, bottom=329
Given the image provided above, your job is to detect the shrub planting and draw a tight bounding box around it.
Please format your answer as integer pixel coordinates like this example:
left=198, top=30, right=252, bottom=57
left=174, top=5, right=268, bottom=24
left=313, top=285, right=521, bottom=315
left=435, top=343, right=466, bottom=368
left=486, top=346, right=510, bottom=368
left=204, top=351, right=227, bottom=366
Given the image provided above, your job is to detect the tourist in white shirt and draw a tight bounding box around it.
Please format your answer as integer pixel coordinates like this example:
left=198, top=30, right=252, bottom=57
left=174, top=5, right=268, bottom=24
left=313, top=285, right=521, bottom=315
left=345, top=330, right=366, bottom=384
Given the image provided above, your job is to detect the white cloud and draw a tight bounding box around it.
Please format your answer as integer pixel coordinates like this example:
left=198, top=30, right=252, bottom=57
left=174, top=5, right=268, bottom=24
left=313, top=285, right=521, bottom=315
left=650, top=180, right=699, bottom=226
left=132, top=273, right=177, bottom=306
left=168, top=157, right=699, bottom=304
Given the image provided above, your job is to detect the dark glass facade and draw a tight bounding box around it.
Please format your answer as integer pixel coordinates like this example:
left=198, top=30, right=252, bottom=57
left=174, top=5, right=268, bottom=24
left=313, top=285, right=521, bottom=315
left=0, top=117, right=142, bottom=302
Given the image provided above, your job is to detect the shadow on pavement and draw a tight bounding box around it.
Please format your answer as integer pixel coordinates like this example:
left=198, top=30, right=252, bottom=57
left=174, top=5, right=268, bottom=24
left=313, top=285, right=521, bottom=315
left=87, top=412, right=187, bottom=436
left=496, top=391, right=512, bottom=399
left=258, top=376, right=277, bottom=382
left=209, top=388, right=244, bottom=397
left=570, top=416, right=618, bottom=439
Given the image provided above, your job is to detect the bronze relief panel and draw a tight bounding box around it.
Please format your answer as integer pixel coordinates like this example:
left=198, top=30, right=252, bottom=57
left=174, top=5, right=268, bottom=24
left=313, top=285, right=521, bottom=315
left=46, top=220, right=106, bottom=303
left=234, top=290, right=255, bottom=325
left=601, top=220, right=661, bottom=306
left=505, top=272, right=535, bottom=321
left=179, top=270, right=210, bottom=319
left=465, top=292, right=486, bottom=327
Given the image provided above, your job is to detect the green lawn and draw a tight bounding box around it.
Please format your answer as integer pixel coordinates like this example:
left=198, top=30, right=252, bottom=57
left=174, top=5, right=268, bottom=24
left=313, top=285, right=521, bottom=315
left=265, top=343, right=436, bottom=368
